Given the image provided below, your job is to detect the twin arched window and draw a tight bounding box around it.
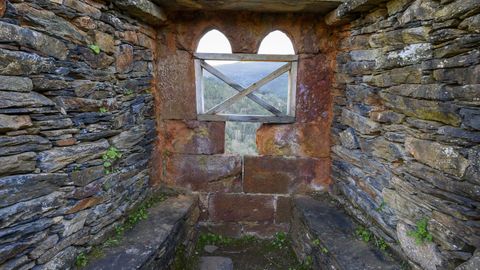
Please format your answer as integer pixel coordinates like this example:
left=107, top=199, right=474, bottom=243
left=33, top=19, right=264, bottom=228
left=197, top=30, right=294, bottom=55
left=194, top=29, right=297, bottom=123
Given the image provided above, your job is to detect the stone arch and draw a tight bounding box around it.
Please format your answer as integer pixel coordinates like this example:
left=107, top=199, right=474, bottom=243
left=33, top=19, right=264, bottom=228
left=258, top=30, right=296, bottom=54
left=196, top=29, right=233, bottom=53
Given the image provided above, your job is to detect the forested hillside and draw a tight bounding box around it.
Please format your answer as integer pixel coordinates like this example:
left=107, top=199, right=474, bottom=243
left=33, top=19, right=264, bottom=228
left=203, top=62, right=289, bottom=154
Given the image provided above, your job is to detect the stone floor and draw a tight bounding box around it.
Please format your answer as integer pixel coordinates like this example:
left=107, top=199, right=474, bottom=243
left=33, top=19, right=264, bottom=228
left=292, top=195, right=403, bottom=270
left=77, top=193, right=404, bottom=270
left=83, top=195, right=198, bottom=270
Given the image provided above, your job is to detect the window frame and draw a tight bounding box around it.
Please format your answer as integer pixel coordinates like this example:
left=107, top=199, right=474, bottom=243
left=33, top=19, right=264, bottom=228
left=194, top=53, right=298, bottom=123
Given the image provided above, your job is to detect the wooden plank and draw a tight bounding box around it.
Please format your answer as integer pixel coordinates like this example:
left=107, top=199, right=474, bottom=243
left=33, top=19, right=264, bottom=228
left=194, top=59, right=204, bottom=114
left=205, top=63, right=291, bottom=115
left=200, top=60, right=283, bottom=116
left=194, top=53, right=298, bottom=62
left=287, top=61, right=298, bottom=116
left=198, top=114, right=295, bottom=123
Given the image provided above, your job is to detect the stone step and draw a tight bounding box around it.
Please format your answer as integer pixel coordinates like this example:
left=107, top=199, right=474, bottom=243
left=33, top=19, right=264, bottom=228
left=292, top=195, right=402, bottom=270
left=84, top=194, right=198, bottom=270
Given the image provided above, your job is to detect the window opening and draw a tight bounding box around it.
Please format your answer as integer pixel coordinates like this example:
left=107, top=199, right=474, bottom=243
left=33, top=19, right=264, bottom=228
left=196, top=30, right=296, bottom=155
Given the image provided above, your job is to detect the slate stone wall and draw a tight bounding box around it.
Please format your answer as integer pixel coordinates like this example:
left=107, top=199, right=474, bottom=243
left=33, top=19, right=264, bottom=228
left=0, top=0, right=158, bottom=269
left=330, top=0, right=480, bottom=268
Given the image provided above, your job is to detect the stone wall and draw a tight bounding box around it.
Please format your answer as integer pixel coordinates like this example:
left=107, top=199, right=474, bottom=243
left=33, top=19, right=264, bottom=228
left=152, top=11, right=341, bottom=237
left=330, top=0, right=480, bottom=268
left=0, top=0, right=158, bottom=269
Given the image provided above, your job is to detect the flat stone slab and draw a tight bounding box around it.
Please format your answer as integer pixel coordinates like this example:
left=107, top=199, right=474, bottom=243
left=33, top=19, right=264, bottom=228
left=199, top=256, right=233, bottom=270
left=85, top=195, right=196, bottom=270
left=153, top=0, right=342, bottom=14
left=293, top=195, right=402, bottom=270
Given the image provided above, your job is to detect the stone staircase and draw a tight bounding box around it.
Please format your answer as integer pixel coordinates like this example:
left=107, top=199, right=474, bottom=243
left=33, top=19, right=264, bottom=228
left=291, top=195, right=403, bottom=270
left=84, top=195, right=199, bottom=270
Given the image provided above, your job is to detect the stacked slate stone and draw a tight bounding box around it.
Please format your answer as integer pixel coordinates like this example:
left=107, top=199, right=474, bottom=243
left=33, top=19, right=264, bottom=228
left=0, top=0, right=158, bottom=269
left=331, top=0, right=479, bottom=268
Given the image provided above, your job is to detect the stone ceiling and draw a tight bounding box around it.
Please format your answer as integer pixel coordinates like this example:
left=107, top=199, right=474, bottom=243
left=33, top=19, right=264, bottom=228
left=151, top=0, right=344, bottom=14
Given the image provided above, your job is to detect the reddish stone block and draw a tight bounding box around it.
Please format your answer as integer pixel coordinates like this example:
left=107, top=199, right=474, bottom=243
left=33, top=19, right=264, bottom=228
left=199, top=222, right=243, bottom=238
left=157, top=50, right=197, bottom=120
left=0, top=0, right=5, bottom=17
left=164, top=154, right=242, bottom=192
left=275, top=196, right=292, bottom=224
left=256, top=120, right=330, bottom=158
left=208, top=193, right=275, bottom=222
left=311, top=157, right=332, bottom=190
left=66, top=196, right=103, bottom=214
left=55, top=138, right=77, bottom=146
left=163, top=120, right=225, bottom=154
left=116, top=44, right=134, bottom=74
left=242, top=222, right=290, bottom=239
left=296, top=54, right=332, bottom=123
left=243, top=156, right=331, bottom=194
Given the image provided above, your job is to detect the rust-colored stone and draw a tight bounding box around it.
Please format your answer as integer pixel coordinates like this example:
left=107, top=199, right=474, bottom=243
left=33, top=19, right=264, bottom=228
left=242, top=222, right=290, bottom=238
left=54, top=138, right=77, bottom=146
left=244, top=156, right=331, bottom=194
left=164, top=120, right=225, bottom=154
left=275, top=196, right=292, bottom=224
left=208, top=193, right=275, bottom=222
left=256, top=120, right=330, bottom=158
left=157, top=50, right=196, bottom=119
left=95, top=31, right=114, bottom=54
left=164, top=154, right=242, bottom=192
left=296, top=54, right=332, bottom=123
left=66, top=197, right=103, bottom=214
left=72, top=16, right=97, bottom=31
left=115, top=44, right=134, bottom=74
left=0, top=0, right=6, bottom=17
left=119, top=31, right=138, bottom=45
left=311, top=157, right=332, bottom=190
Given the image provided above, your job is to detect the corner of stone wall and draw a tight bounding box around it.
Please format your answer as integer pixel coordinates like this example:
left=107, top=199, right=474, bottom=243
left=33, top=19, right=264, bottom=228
left=329, top=0, right=480, bottom=268
left=0, top=0, right=162, bottom=268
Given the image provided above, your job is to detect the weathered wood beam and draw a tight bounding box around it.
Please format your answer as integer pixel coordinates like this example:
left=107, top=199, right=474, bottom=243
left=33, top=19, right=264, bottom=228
left=198, top=114, right=295, bottom=123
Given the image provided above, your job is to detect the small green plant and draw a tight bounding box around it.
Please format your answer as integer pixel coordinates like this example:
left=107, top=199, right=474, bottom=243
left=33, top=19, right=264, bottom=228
left=356, top=226, right=373, bottom=243
left=407, top=218, right=433, bottom=244
left=104, top=237, right=120, bottom=247
left=72, top=165, right=81, bottom=172
left=125, top=89, right=134, bottom=96
left=99, top=107, right=108, bottom=113
left=289, top=255, right=313, bottom=270
left=321, top=247, right=329, bottom=254
left=271, top=232, right=289, bottom=250
left=89, top=246, right=104, bottom=259
left=88, top=44, right=101, bottom=55
left=374, top=236, right=388, bottom=251
left=375, top=201, right=387, bottom=212
left=102, top=147, right=122, bottom=174
left=312, top=239, right=321, bottom=247
left=75, top=252, right=88, bottom=268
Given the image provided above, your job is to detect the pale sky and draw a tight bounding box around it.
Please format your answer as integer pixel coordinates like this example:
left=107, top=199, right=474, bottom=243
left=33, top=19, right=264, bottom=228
left=197, top=30, right=295, bottom=59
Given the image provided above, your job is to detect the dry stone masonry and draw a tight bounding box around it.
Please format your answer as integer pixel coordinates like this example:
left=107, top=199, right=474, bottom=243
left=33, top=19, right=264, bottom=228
left=0, top=0, right=157, bottom=269
left=330, top=0, right=480, bottom=269
left=0, top=0, right=479, bottom=269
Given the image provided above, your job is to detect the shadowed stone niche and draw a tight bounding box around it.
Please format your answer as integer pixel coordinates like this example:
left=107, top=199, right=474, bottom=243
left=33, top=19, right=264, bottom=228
left=152, top=10, right=343, bottom=238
